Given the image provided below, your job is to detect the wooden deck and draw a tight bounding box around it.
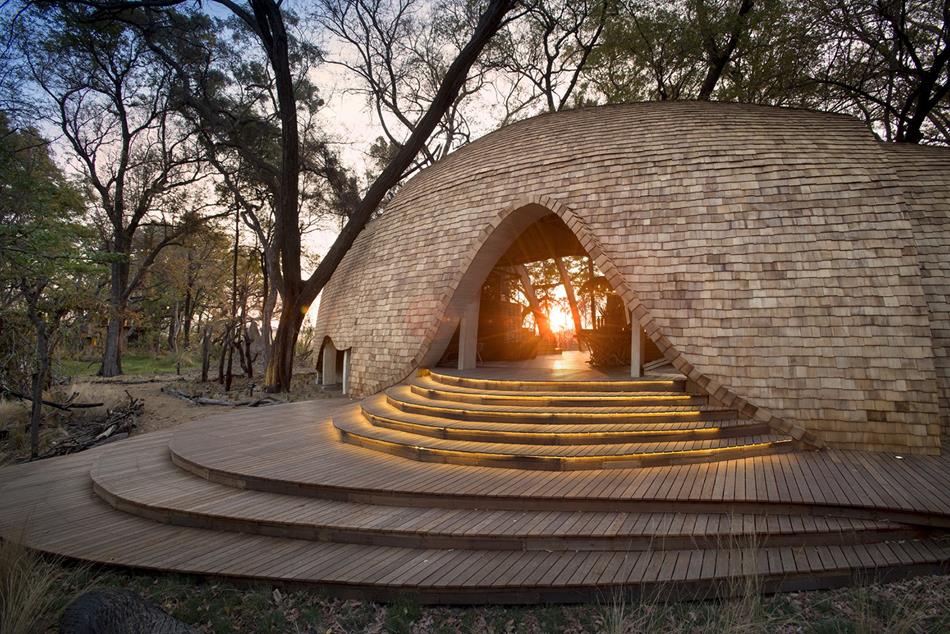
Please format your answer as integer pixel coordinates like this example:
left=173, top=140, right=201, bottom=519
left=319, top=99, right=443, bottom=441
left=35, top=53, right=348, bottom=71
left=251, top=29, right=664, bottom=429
left=1, top=372, right=949, bottom=603
left=169, top=401, right=950, bottom=524
left=436, top=351, right=678, bottom=382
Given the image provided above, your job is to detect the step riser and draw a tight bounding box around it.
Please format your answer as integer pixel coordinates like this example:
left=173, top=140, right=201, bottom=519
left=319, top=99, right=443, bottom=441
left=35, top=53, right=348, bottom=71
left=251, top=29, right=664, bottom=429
left=387, top=396, right=737, bottom=424
left=336, top=426, right=795, bottom=471
left=410, top=385, right=707, bottom=408
left=363, top=409, right=772, bottom=445
left=428, top=372, right=687, bottom=393
left=169, top=449, right=950, bottom=528
left=92, top=483, right=930, bottom=551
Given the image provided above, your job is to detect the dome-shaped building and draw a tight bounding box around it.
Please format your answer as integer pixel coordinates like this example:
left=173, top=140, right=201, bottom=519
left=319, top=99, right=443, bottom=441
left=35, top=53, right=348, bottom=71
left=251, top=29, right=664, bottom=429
left=314, top=101, right=950, bottom=455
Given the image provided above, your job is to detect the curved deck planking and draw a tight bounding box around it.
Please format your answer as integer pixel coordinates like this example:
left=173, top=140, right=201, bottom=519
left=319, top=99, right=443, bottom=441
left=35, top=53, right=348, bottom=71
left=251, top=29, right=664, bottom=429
left=6, top=460, right=949, bottom=604
left=93, top=435, right=923, bottom=551
left=167, top=400, right=950, bottom=527
left=1, top=397, right=949, bottom=603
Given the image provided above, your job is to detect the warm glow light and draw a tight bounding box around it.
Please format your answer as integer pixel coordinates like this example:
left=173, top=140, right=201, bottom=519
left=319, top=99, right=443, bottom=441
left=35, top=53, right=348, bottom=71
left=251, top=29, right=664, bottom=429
left=337, top=422, right=793, bottom=470
left=428, top=371, right=677, bottom=388
left=416, top=386, right=691, bottom=402
left=547, top=304, right=573, bottom=333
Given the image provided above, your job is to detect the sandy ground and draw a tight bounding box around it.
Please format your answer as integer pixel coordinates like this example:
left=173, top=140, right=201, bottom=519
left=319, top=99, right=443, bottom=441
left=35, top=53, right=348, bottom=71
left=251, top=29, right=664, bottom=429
left=110, top=378, right=226, bottom=435
left=0, top=369, right=342, bottom=463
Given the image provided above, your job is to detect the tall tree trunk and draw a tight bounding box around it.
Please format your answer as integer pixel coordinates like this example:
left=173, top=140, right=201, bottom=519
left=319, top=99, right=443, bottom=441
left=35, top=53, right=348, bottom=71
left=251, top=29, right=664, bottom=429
left=224, top=209, right=240, bottom=391
left=200, top=323, right=211, bottom=383
left=555, top=258, right=584, bottom=338
left=261, top=0, right=516, bottom=392
left=182, top=285, right=194, bottom=349
left=237, top=284, right=253, bottom=378
left=259, top=255, right=278, bottom=371
left=224, top=332, right=235, bottom=391
left=217, top=328, right=227, bottom=384
left=25, top=294, right=49, bottom=460
left=514, top=265, right=553, bottom=339
left=99, top=258, right=129, bottom=377
left=265, top=294, right=305, bottom=393
left=167, top=298, right=179, bottom=352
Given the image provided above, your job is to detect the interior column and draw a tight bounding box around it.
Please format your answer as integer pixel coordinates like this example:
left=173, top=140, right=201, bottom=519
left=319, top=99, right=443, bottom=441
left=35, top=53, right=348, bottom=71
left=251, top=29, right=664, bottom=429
left=630, top=313, right=642, bottom=378
left=458, top=297, right=480, bottom=371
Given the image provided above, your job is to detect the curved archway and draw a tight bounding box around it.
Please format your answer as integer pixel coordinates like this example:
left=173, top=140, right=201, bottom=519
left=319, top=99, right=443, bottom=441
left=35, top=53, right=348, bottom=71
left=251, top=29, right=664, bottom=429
left=413, top=195, right=821, bottom=448
left=417, top=202, right=554, bottom=368
left=318, top=336, right=350, bottom=393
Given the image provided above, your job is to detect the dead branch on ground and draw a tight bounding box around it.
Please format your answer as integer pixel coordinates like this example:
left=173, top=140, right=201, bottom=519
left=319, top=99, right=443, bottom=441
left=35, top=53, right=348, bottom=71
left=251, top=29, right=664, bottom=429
left=160, top=386, right=281, bottom=407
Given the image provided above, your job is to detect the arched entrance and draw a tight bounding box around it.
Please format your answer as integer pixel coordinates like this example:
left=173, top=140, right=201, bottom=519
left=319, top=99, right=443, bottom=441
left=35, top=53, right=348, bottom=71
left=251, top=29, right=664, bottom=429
left=423, top=206, right=663, bottom=377
left=318, top=337, right=351, bottom=394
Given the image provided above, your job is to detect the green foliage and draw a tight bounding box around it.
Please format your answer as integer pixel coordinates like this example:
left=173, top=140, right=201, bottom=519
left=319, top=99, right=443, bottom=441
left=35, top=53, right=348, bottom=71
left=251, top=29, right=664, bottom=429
left=0, top=118, right=100, bottom=389
left=0, top=124, right=90, bottom=278
left=587, top=0, right=822, bottom=105
left=811, top=0, right=950, bottom=143
left=58, top=354, right=198, bottom=378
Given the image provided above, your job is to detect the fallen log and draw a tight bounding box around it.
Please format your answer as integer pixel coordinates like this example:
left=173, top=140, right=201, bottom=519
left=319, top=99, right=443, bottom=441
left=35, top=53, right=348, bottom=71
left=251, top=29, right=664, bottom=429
left=160, top=386, right=281, bottom=407
left=0, top=384, right=103, bottom=411
left=161, top=386, right=199, bottom=403
left=193, top=396, right=240, bottom=406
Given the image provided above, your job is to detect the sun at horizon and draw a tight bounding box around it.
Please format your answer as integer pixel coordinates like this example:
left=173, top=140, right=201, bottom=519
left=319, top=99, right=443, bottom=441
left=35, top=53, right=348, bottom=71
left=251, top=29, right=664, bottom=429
left=547, top=304, right=573, bottom=333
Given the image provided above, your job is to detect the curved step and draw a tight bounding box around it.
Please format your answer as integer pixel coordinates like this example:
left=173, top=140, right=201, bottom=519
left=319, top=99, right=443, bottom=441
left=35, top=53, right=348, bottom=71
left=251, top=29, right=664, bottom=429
left=365, top=394, right=770, bottom=445
left=409, top=375, right=705, bottom=408
left=333, top=409, right=795, bottom=471
left=91, top=440, right=928, bottom=552
left=386, top=385, right=737, bottom=425
left=14, top=446, right=950, bottom=604
left=427, top=369, right=686, bottom=393
left=167, top=404, right=950, bottom=527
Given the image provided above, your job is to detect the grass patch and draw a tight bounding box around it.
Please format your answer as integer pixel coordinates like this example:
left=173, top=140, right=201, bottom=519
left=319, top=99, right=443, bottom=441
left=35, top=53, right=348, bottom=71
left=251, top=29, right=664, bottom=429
left=58, top=353, right=199, bottom=377
left=0, top=539, right=90, bottom=634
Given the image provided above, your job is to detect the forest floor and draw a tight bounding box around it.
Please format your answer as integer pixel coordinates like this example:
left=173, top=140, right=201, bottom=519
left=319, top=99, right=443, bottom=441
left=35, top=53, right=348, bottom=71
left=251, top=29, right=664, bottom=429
left=0, top=354, right=337, bottom=464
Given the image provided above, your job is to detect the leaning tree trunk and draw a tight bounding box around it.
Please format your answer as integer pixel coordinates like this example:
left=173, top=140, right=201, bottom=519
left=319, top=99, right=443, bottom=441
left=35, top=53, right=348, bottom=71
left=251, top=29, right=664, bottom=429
left=697, top=0, right=755, bottom=100
left=555, top=258, right=584, bottom=338
left=261, top=0, right=516, bottom=393
left=100, top=259, right=130, bottom=377
left=514, top=265, right=553, bottom=339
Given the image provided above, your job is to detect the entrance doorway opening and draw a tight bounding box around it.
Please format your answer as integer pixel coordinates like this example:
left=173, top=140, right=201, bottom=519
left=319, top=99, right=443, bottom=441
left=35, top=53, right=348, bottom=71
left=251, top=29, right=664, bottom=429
left=437, top=213, right=663, bottom=375
left=318, top=338, right=351, bottom=394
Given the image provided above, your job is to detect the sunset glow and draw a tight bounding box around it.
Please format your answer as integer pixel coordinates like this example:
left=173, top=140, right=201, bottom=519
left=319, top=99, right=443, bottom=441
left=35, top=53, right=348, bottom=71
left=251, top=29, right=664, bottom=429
left=548, top=304, right=573, bottom=333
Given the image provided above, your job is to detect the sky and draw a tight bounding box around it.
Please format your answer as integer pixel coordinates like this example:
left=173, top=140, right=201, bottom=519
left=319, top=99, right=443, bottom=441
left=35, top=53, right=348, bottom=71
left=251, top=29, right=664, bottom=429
left=299, top=31, right=519, bottom=323
left=305, top=61, right=381, bottom=259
